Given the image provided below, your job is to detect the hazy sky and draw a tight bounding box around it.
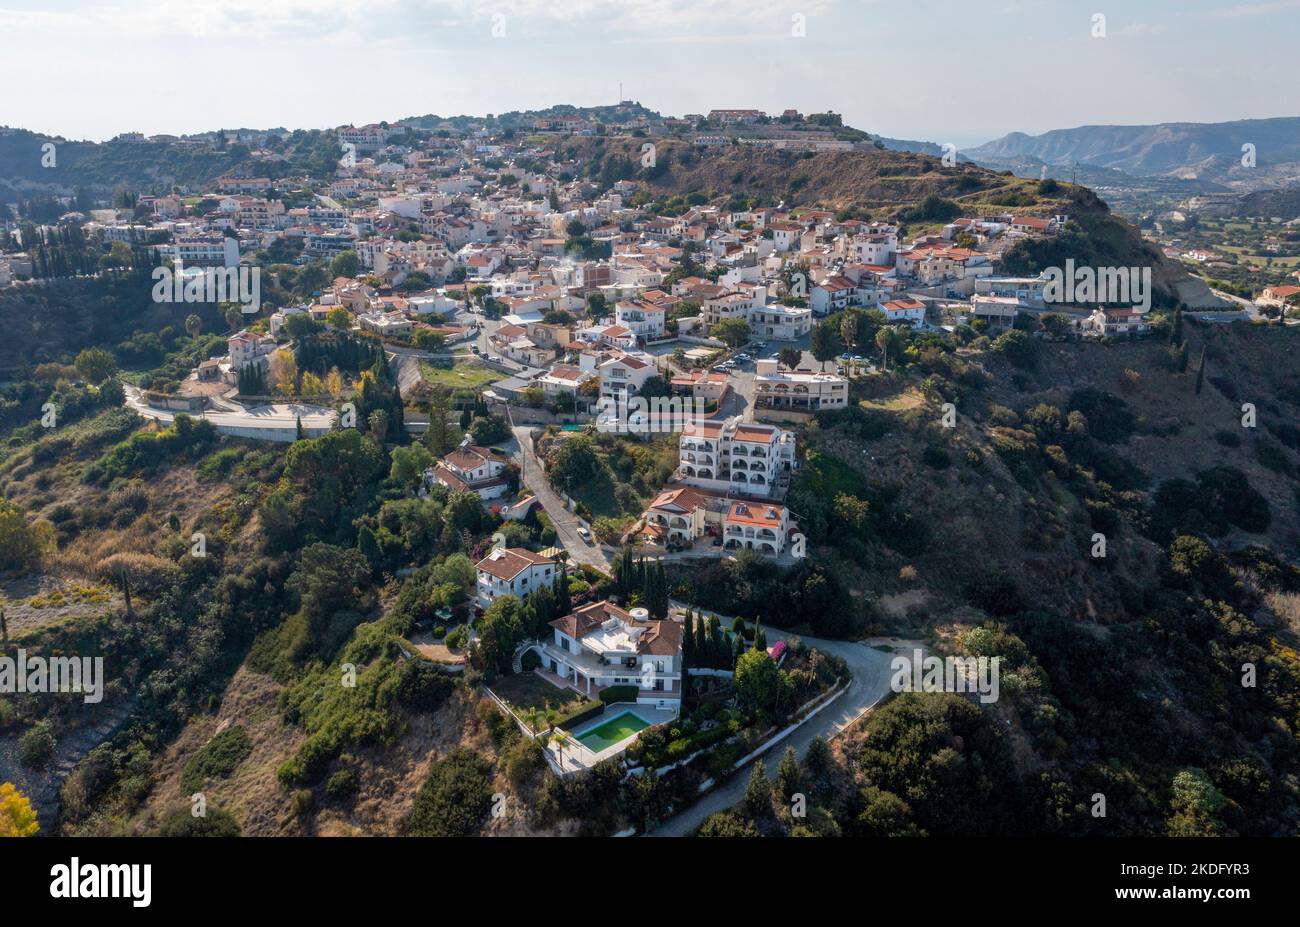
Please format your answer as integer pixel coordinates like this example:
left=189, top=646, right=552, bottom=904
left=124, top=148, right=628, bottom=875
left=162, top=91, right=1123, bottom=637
left=3, top=0, right=1298, bottom=146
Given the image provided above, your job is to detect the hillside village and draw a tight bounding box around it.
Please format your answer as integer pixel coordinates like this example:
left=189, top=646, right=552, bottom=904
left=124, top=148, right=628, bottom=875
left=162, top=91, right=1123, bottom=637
left=3, top=103, right=1300, bottom=843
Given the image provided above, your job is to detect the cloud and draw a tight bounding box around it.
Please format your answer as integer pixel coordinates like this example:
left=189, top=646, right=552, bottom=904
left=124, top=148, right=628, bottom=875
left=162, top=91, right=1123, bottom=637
left=0, top=0, right=836, bottom=41
left=1207, top=0, right=1300, bottom=17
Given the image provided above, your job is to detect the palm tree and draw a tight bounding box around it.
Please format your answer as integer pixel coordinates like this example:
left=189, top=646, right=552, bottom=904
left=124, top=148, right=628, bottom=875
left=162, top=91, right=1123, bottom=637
left=525, top=707, right=541, bottom=736
left=876, top=327, right=892, bottom=372
left=551, top=730, right=569, bottom=772
left=185, top=314, right=202, bottom=339
left=839, top=313, right=858, bottom=355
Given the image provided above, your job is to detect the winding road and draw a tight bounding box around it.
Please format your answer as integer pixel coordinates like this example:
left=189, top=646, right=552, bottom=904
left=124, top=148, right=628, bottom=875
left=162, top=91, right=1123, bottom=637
left=510, top=424, right=613, bottom=574
left=647, top=621, right=923, bottom=837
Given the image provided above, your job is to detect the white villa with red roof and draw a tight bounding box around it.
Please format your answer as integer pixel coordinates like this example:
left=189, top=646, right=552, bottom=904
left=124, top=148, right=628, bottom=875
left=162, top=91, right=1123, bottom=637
left=475, top=547, right=561, bottom=607
left=539, top=600, right=683, bottom=710
left=1082, top=307, right=1152, bottom=338
left=640, top=486, right=718, bottom=546
left=430, top=441, right=511, bottom=500
left=881, top=297, right=927, bottom=327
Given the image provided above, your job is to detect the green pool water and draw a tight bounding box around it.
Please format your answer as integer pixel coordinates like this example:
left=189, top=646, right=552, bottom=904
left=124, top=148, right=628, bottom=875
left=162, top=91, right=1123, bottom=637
left=576, top=711, right=651, bottom=752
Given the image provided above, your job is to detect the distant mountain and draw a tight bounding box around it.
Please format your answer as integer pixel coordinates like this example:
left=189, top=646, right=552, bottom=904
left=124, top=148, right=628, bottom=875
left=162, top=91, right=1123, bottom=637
left=963, top=117, right=1300, bottom=191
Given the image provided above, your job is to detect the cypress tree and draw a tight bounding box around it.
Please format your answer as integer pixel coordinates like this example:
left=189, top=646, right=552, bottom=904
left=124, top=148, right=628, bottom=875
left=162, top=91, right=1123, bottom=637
left=555, top=565, right=571, bottom=615
left=1195, top=346, right=1207, bottom=395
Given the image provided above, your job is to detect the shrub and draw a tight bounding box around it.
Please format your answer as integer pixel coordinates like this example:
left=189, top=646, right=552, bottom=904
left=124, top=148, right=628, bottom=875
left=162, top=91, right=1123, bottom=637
left=326, top=768, right=359, bottom=801
left=600, top=685, right=639, bottom=704
left=921, top=444, right=951, bottom=469
left=409, top=748, right=493, bottom=836
left=19, top=721, right=56, bottom=768
left=181, top=725, right=253, bottom=794
left=394, top=659, right=456, bottom=711
left=157, top=805, right=241, bottom=837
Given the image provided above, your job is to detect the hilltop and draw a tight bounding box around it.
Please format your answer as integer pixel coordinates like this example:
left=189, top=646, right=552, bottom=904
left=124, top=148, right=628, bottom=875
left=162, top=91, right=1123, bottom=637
left=552, top=135, right=1218, bottom=307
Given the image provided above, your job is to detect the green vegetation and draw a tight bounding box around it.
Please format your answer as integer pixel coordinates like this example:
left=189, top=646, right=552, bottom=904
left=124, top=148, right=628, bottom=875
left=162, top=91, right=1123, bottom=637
left=408, top=748, right=493, bottom=837
left=419, top=359, right=505, bottom=390
left=180, top=725, right=253, bottom=793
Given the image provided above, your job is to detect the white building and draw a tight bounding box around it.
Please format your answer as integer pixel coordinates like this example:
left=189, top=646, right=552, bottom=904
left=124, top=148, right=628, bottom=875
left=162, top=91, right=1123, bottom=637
left=754, top=358, right=849, bottom=412
left=881, top=298, right=927, bottom=327
left=678, top=416, right=795, bottom=499
left=722, top=500, right=795, bottom=557
left=640, top=486, right=717, bottom=547
left=614, top=299, right=666, bottom=340
left=172, top=235, right=240, bottom=269
left=1082, top=308, right=1152, bottom=338
left=597, top=350, right=657, bottom=403
left=475, top=547, right=560, bottom=607
left=227, top=330, right=276, bottom=373
left=540, top=600, right=683, bottom=710
left=430, top=441, right=511, bottom=500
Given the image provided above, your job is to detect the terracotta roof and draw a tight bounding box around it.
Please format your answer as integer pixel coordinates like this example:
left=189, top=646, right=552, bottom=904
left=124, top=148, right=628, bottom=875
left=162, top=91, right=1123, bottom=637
left=476, top=547, right=557, bottom=581
left=547, top=599, right=683, bottom=657
left=647, top=487, right=711, bottom=515
left=733, top=423, right=778, bottom=442
left=549, top=600, right=633, bottom=638
left=443, top=444, right=508, bottom=472
left=726, top=500, right=786, bottom=528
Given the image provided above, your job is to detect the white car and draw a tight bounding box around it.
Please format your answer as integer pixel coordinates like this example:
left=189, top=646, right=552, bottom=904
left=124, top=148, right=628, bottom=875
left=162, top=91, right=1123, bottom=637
left=576, top=526, right=592, bottom=543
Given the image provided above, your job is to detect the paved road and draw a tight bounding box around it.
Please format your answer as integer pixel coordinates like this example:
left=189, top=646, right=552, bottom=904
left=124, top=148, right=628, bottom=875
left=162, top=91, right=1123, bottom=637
left=510, top=424, right=612, bottom=574
left=647, top=624, right=921, bottom=837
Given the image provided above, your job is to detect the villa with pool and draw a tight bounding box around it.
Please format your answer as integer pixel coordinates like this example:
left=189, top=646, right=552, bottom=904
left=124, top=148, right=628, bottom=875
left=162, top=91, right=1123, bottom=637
left=528, top=600, right=684, bottom=767
left=540, top=600, right=683, bottom=713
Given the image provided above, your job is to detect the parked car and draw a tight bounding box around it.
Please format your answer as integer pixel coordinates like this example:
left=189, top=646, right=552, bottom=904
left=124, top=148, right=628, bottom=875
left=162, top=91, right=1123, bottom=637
left=576, top=526, right=592, bottom=543
left=734, top=353, right=751, bottom=363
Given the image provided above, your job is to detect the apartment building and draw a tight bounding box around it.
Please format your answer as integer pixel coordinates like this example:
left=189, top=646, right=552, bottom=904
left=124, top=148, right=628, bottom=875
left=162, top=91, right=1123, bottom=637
left=678, top=416, right=795, bottom=499
left=753, top=358, right=849, bottom=412
left=722, top=500, right=793, bottom=557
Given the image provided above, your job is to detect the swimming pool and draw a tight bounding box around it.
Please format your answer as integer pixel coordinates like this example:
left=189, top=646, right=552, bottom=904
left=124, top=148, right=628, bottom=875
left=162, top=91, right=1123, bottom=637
left=575, top=711, right=651, bottom=752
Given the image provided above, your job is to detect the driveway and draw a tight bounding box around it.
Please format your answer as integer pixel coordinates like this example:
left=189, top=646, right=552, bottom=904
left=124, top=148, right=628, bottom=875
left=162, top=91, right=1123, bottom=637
left=510, top=424, right=612, bottom=574
left=646, top=620, right=921, bottom=837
